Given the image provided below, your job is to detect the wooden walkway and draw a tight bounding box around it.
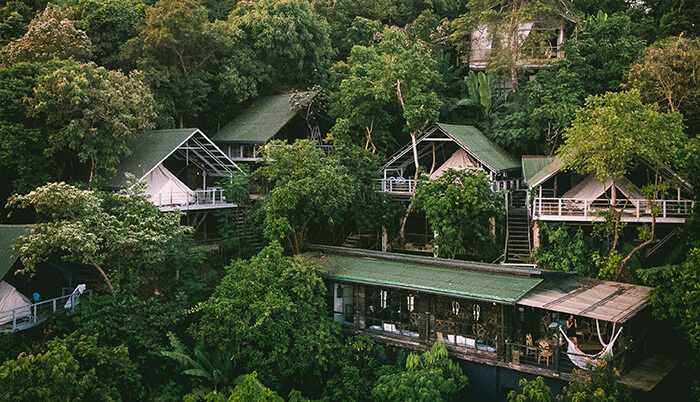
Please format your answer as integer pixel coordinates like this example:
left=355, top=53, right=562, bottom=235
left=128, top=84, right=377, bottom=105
left=620, top=354, right=677, bottom=392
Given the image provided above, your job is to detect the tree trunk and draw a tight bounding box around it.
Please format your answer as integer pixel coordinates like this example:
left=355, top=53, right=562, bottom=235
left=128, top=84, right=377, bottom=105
left=89, top=258, right=114, bottom=294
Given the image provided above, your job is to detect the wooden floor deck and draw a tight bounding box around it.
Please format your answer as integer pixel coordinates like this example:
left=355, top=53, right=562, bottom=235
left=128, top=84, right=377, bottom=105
left=620, top=354, right=677, bottom=392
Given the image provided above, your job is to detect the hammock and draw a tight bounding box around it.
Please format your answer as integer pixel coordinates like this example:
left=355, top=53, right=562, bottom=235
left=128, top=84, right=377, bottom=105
left=558, top=320, right=623, bottom=370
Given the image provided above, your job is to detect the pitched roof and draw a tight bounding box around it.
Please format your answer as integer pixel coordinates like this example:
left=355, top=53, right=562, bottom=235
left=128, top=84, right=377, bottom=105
left=104, top=129, right=241, bottom=188
left=305, top=246, right=542, bottom=304
left=522, top=156, right=563, bottom=188
left=0, top=225, right=31, bottom=280
left=436, top=124, right=521, bottom=172
left=212, top=92, right=316, bottom=144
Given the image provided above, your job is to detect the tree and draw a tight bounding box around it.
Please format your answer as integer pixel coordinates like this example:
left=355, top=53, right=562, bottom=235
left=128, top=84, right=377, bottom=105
left=557, top=90, right=685, bottom=281
left=230, top=0, right=334, bottom=90
left=256, top=139, right=359, bottom=255
left=560, top=359, right=633, bottom=402
left=124, top=0, right=263, bottom=129
left=372, top=342, right=468, bottom=402
left=1, top=4, right=91, bottom=66
left=330, top=27, right=444, bottom=159
left=27, top=60, right=157, bottom=182
left=6, top=182, right=200, bottom=294
left=412, top=168, right=503, bottom=260
left=507, top=377, right=553, bottom=402
left=75, top=0, right=147, bottom=70
left=453, top=0, right=573, bottom=89
left=531, top=223, right=597, bottom=277
left=563, top=11, right=646, bottom=96
left=627, top=35, right=700, bottom=135
left=0, top=332, right=140, bottom=401
left=638, top=249, right=700, bottom=397
left=197, top=243, right=342, bottom=396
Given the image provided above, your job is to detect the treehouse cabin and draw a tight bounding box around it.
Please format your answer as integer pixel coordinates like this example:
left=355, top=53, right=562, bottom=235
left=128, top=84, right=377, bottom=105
left=211, top=91, right=332, bottom=164
left=522, top=156, right=694, bottom=225
left=104, top=128, right=242, bottom=213
left=309, top=245, right=675, bottom=396
left=378, top=124, right=522, bottom=197
left=0, top=225, right=92, bottom=333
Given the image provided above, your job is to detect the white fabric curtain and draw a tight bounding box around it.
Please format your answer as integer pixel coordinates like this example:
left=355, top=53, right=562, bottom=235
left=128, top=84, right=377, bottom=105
left=430, top=149, right=481, bottom=180
left=143, top=165, right=193, bottom=205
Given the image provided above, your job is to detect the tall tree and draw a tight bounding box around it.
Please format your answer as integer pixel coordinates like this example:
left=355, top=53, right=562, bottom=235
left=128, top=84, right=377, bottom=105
left=197, top=243, right=341, bottom=396
left=0, top=4, right=91, bottom=66
left=627, top=35, right=700, bottom=135
left=557, top=90, right=685, bottom=281
left=412, top=168, right=503, bottom=260
left=256, top=139, right=358, bottom=255
left=27, top=61, right=156, bottom=182
left=230, top=0, right=334, bottom=90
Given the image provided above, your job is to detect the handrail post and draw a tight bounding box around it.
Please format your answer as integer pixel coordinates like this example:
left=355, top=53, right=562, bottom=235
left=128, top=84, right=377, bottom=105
left=663, top=200, right=667, bottom=218
left=584, top=200, right=588, bottom=218
left=53, top=299, right=56, bottom=312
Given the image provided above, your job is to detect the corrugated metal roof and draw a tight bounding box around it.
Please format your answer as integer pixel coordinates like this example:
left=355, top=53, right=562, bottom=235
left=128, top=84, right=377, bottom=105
left=305, top=249, right=542, bottom=304
left=437, top=123, right=521, bottom=172
left=0, top=225, right=31, bottom=280
left=522, top=156, right=563, bottom=188
left=212, top=92, right=315, bottom=144
left=517, top=278, right=652, bottom=323
left=104, top=129, right=198, bottom=188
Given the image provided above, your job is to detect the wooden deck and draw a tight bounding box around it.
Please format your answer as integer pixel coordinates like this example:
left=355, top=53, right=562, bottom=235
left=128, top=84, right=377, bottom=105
left=533, top=197, right=693, bottom=224
left=152, top=188, right=238, bottom=212
left=620, top=354, right=677, bottom=392
left=0, top=290, right=92, bottom=333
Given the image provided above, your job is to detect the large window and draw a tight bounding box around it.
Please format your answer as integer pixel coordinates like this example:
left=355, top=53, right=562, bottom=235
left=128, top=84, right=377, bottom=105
left=432, top=296, right=500, bottom=353
left=365, top=286, right=420, bottom=337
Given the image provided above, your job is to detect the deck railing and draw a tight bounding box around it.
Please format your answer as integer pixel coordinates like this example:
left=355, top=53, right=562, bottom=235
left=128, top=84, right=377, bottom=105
left=0, top=289, right=93, bottom=333
left=375, top=178, right=416, bottom=195
left=506, top=339, right=619, bottom=377
left=533, top=198, right=694, bottom=222
left=151, top=188, right=230, bottom=210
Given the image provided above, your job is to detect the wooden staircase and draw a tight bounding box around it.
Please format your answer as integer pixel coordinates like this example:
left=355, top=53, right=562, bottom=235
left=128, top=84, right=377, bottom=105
left=506, top=190, right=531, bottom=263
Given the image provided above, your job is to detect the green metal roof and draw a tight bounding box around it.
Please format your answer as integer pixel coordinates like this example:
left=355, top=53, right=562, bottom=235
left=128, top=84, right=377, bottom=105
left=305, top=248, right=542, bottom=304
left=212, top=92, right=315, bottom=144
left=0, top=225, right=31, bottom=280
left=522, top=156, right=563, bottom=188
left=436, top=123, right=521, bottom=172
left=104, top=129, right=198, bottom=188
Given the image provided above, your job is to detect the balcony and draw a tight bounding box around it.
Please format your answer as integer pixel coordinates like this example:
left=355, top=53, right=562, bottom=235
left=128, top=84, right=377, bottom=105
left=150, top=188, right=237, bottom=212
left=532, top=198, right=694, bottom=224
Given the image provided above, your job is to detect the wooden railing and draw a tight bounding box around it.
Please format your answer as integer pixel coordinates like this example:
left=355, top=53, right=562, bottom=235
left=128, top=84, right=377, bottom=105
left=151, top=188, right=231, bottom=211
left=533, top=198, right=694, bottom=222
left=0, top=290, right=92, bottom=332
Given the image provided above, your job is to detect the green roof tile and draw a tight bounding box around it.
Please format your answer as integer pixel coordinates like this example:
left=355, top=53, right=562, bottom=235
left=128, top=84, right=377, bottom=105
left=436, top=123, right=521, bottom=172
left=0, top=225, right=31, bottom=280
left=522, top=156, right=563, bottom=188
left=212, top=92, right=314, bottom=144
left=305, top=250, right=542, bottom=303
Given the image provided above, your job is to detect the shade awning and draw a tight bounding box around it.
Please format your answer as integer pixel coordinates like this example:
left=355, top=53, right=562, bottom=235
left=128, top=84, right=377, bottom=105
left=429, top=149, right=480, bottom=180
left=517, top=278, right=652, bottom=323
left=562, top=176, right=644, bottom=201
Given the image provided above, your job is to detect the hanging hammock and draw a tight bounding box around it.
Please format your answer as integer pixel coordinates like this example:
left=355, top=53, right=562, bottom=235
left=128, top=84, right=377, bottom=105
left=558, top=319, right=624, bottom=370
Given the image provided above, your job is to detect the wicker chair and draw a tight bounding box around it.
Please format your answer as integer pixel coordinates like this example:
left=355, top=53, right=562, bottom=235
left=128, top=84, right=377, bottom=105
left=538, top=340, right=553, bottom=366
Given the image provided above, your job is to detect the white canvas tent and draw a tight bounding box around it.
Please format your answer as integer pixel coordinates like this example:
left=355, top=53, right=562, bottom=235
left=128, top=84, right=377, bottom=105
left=143, top=165, right=194, bottom=206
left=562, top=176, right=644, bottom=205
left=0, top=281, right=31, bottom=325
left=429, top=149, right=482, bottom=180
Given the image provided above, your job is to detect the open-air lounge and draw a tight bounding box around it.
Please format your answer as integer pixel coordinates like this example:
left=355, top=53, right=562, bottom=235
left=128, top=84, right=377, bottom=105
left=308, top=245, right=671, bottom=390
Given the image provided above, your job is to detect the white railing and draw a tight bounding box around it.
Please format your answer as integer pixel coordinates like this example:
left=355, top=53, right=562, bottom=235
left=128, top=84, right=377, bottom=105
left=0, top=289, right=92, bottom=332
left=533, top=198, right=694, bottom=222
left=375, top=178, right=416, bottom=195
left=493, top=179, right=523, bottom=192
left=151, top=188, right=228, bottom=209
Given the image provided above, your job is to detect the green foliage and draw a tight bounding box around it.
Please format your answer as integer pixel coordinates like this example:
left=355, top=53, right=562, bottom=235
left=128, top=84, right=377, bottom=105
left=558, top=90, right=684, bottom=181
left=532, top=223, right=597, bottom=277
left=256, top=139, right=359, bottom=254
left=563, top=11, right=647, bottom=96
left=0, top=4, right=92, bottom=66
left=72, top=293, right=189, bottom=396
left=0, top=332, right=140, bottom=401
left=230, top=0, right=334, bottom=90
left=560, top=359, right=633, bottom=402
left=329, top=27, right=444, bottom=155
left=7, top=182, right=201, bottom=294
left=186, top=372, right=284, bottom=402
left=372, top=342, right=468, bottom=402
left=507, top=377, right=553, bottom=402
left=413, top=168, right=503, bottom=260
left=638, top=249, right=700, bottom=396
left=197, top=243, right=342, bottom=396
left=322, top=335, right=387, bottom=401
left=27, top=60, right=157, bottom=181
